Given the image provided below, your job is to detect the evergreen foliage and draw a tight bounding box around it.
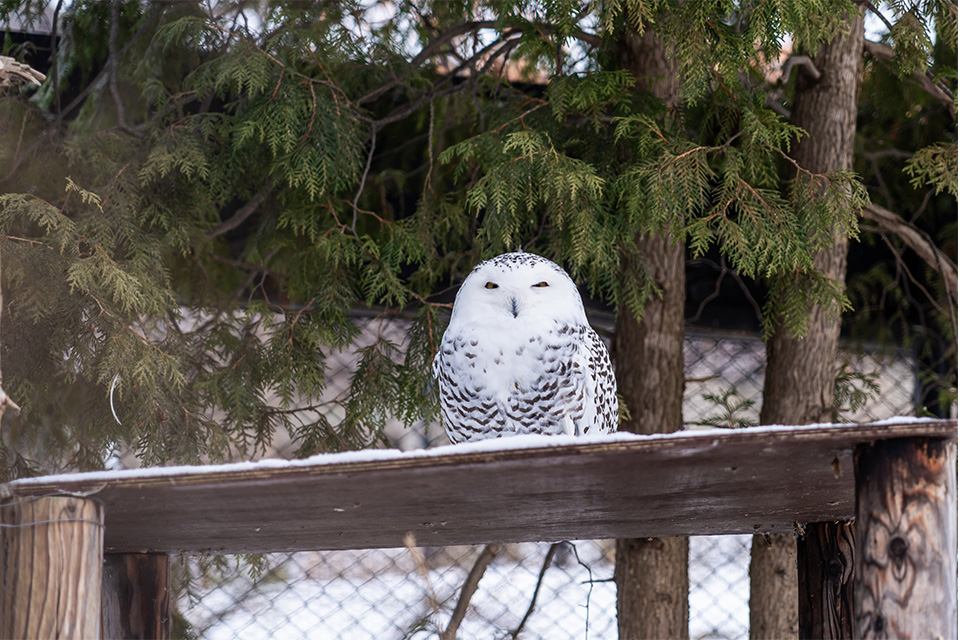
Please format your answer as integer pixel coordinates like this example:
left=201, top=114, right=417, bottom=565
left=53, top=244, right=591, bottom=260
left=696, top=388, right=757, bottom=429
left=0, top=0, right=954, bottom=479
left=846, top=0, right=958, bottom=413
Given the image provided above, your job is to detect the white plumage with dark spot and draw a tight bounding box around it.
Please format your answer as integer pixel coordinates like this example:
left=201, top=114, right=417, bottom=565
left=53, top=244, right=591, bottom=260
left=433, top=252, right=618, bottom=443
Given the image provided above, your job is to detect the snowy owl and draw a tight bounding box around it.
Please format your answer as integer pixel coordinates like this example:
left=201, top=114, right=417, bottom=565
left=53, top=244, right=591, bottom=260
left=433, top=252, right=618, bottom=443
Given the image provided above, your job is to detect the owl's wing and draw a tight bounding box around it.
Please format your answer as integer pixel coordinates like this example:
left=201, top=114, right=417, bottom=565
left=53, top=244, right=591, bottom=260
left=433, top=332, right=503, bottom=442
left=433, top=337, right=469, bottom=441
left=577, top=326, right=618, bottom=434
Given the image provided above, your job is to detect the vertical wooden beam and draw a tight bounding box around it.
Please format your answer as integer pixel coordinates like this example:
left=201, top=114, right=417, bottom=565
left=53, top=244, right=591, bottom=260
left=855, top=437, right=957, bottom=638
left=0, top=495, right=104, bottom=639
left=102, top=553, right=172, bottom=639
left=797, top=521, right=856, bottom=638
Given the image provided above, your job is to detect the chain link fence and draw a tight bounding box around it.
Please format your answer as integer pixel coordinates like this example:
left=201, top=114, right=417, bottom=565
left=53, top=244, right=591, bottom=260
left=174, top=318, right=918, bottom=639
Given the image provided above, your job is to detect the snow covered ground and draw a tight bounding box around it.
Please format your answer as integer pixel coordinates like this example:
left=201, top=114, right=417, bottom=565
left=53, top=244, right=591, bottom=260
left=181, top=536, right=751, bottom=639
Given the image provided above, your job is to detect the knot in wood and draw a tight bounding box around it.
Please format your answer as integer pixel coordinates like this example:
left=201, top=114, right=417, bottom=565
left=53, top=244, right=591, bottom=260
left=826, top=559, right=844, bottom=581
left=888, top=535, right=908, bottom=560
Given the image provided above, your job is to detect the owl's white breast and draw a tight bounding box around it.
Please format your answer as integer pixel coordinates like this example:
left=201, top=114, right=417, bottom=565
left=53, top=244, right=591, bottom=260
left=443, top=315, right=563, bottom=400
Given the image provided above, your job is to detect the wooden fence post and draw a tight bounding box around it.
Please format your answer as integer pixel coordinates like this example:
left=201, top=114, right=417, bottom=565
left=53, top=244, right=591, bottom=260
left=798, top=521, right=856, bottom=639
left=102, top=553, right=172, bottom=639
left=854, top=437, right=957, bottom=638
left=0, top=495, right=104, bottom=639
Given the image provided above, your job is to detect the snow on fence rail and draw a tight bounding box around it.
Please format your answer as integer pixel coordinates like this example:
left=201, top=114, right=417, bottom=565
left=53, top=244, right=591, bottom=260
left=0, top=418, right=956, bottom=638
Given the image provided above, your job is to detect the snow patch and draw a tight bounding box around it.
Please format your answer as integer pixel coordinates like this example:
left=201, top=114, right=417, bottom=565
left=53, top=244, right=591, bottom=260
left=4, top=416, right=939, bottom=488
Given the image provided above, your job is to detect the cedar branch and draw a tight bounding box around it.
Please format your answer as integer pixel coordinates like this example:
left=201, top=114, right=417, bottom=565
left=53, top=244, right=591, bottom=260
left=0, top=244, right=22, bottom=420
left=864, top=39, right=956, bottom=119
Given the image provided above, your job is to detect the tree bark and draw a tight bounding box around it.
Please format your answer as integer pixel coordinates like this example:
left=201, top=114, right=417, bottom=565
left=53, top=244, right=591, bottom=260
left=750, top=533, right=801, bottom=637
left=753, top=8, right=865, bottom=640
left=613, top=25, right=689, bottom=640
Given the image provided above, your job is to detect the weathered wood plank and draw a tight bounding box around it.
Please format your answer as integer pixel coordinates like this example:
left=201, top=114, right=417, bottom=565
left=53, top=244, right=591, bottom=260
left=797, top=521, right=856, bottom=639
left=854, top=437, right=957, bottom=638
left=102, top=554, right=172, bottom=639
left=0, top=496, right=103, bottom=639
left=1, top=420, right=955, bottom=555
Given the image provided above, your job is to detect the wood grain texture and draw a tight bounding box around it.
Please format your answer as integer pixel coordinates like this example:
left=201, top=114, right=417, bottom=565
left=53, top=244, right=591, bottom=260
left=0, top=496, right=103, bottom=639
left=102, top=554, right=172, bottom=639
left=798, top=521, right=856, bottom=639
left=0, top=421, right=955, bottom=555
left=854, top=437, right=957, bottom=639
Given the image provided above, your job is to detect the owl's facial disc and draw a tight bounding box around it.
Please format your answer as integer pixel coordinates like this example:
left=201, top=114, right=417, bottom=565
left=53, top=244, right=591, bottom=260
left=449, top=252, right=588, bottom=326
left=479, top=280, right=523, bottom=319
left=483, top=277, right=556, bottom=320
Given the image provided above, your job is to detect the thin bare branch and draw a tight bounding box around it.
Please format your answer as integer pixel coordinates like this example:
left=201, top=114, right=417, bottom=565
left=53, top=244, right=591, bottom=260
left=880, top=232, right=954, bottom=332
left=861, top=202, right=958, bottom=306
left=0, top=128, right=53, bottom=184
left=361, top=17, right=599, bottom=107
left=407, top=17, right=600, bottom=75
left=509, top=542, right=561, bottom=639
left=351, top=124, right=377, bottom=234
left=410, top=20, right=500, bottom=69
left=108, top=0, right=137, bottom=136
left=203, top=250, right=286, bottom=281
left=50, top=0, right=64, bottom=121
left=441, top=543, right=499, bottom=640
left=208, top=193, right=267, bottom=238
left=864, top=39, right=956, bottom=118
left=534, top=21, right=602, bottom=48
left=369, top=35, right=522, bottom=130
left=856, top=1, right=896, bottom=34
left=57, top=5, right=162, bottom=124
left=404, top=533, right=442, bottom=625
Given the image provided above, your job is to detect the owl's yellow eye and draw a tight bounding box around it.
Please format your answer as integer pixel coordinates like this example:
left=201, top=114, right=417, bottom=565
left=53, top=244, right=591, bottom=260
left=532, top=281, right=549, bottom=288
left=485, top=282, right=498, bottom=289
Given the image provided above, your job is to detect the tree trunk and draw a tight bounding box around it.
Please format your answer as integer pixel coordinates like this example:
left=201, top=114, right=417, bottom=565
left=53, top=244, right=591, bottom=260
left=752, top=8, right=865, bottom=640
left=750, top=533, right=801, bottom=637
left=613, top=25, right=689, bottom=640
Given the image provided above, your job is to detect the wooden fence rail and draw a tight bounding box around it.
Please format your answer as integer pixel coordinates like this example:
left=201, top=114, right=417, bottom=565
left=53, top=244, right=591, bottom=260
left=1, top=419, right=955, bottom=639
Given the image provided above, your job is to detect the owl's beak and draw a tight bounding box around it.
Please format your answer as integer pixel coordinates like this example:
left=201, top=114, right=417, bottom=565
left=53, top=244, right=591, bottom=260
left=509, top=296, right=519, bottom=318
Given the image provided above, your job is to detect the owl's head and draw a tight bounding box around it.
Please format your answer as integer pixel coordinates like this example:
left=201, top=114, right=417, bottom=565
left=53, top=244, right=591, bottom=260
left=449, top=252, right=587, bottom=325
